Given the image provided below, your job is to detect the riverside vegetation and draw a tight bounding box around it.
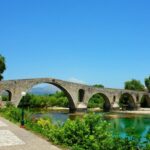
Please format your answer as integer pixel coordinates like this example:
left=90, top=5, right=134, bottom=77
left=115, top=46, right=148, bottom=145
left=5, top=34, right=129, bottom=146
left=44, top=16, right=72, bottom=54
left=18, top=92, right=69, bottom=108
left=0, top=105, right=150, bottom=150
left=17, top=91, right=105, bottom=109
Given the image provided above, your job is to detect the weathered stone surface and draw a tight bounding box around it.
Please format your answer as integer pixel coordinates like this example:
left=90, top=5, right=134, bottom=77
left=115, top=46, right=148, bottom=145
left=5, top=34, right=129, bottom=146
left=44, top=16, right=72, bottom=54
left=0, top=78, right=149, bottom=111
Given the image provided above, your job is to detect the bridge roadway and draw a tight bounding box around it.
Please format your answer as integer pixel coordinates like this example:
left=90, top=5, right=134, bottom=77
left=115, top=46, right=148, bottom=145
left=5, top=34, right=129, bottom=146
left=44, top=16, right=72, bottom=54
left=0, top=117, right=60, bottom=150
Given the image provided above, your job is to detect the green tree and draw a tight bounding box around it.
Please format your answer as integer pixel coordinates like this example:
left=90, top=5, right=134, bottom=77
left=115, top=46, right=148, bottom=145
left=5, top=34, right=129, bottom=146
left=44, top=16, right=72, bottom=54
left=93, top=84, right=104, bottom=88
left=124, top=79, right=145, bottom=91
left=88, top=94, right=104, bottom=108
left=0, top=54, right=6, bottom=80
left=87, top=84, right=105, bottom=109
left=18, top=91, right=69, bottom=108
left=145, top=76, right=150, bottom=92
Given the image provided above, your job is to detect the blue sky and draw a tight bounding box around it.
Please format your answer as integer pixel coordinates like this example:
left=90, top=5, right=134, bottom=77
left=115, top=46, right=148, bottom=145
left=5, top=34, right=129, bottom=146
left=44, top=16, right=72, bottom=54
left=0, top=0, right=150, bottom=88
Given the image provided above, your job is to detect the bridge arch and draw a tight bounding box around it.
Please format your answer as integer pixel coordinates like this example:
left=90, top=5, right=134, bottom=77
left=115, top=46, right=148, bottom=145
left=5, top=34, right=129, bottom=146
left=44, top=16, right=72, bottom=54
left=0, top=90, right=12, bottom=104
left=87, top=92, right=111, bottom=112
left=18, top=81, right=76, bottom=112
left=140, top=95, right=150, bottom=108
left=119, top=93, right=136, bottom=110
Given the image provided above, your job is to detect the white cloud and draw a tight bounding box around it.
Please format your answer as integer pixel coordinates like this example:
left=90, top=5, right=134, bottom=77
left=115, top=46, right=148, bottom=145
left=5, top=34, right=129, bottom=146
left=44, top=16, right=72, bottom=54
left=68, top=77, right=86, bottom=84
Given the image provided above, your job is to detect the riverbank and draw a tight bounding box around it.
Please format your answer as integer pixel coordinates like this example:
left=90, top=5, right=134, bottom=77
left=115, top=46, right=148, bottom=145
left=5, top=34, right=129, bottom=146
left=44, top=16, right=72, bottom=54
left=113, top=110, right=150, bottom=115
left=113, top=108, right=150, bottom=115
left=1, top=106, right=150, bottom=150
left=29, top=107, right=150, bottom=115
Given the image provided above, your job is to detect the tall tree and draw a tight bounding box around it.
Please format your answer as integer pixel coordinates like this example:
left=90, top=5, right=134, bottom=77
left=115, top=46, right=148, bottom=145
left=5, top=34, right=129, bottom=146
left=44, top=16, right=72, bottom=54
left=145, top=76, right=150, bottom=92
left=0, top=55, right=6, bottom=80
left=124, top=79, right=145, bottom=91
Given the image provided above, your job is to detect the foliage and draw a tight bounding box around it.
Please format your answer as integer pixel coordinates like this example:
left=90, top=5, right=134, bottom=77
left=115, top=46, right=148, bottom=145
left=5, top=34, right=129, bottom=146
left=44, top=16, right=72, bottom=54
left=0, top=107, right=150, bottom=150
left=18, top=91, right=69, bottom=108
left=124, top=79, right=145, bottom=91
left=37, top=114, right=150, bottom=150
left=1, top=106, right=150, bottom=150
left=0, top=106, right=22, bottom=122
left=88, top=94, right=104, bottom=108
left=37, top=117, right=52, bottom=128
left=88, top=84, right=105, bottom=109
left=119, top=93, right=136, bottom=110
left=93, top=84, right=104, bottom=88
left=5, top=101, right=14, bottom=107
left=19, top=90, right=105, bottom=109
left=145, top=76, right=150, bottom=92
left=1, top=95, right=9, bottom=101
left=0, top=54, right=6, bottom=80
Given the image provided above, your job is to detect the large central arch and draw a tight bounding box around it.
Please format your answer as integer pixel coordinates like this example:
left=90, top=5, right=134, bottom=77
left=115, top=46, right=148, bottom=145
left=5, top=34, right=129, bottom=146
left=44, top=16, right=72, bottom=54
left=87, top=93, right=111, bottom=112
left=19, top=81, right=76, bottom=112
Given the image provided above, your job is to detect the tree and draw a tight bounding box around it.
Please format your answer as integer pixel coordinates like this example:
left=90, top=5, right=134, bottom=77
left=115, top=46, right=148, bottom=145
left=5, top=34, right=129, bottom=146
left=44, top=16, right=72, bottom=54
left=124, top=79, right=145, bottom=91
left=0, top=55, right=6, bottom=80
left=145, top=76, right=150, bottom=92
left=93, top=84, right=104, bottom=88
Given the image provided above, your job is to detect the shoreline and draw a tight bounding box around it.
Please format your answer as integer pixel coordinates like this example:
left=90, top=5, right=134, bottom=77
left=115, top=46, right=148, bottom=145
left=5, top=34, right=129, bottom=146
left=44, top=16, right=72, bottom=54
left=112, top=110, right=150, bottom=115
left=28, top=107, right=150, bottom=115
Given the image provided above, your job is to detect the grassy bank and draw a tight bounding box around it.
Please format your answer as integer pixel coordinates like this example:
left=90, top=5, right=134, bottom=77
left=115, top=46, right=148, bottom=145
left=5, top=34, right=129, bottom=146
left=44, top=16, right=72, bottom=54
left=0, top=106, right=150, bottom=150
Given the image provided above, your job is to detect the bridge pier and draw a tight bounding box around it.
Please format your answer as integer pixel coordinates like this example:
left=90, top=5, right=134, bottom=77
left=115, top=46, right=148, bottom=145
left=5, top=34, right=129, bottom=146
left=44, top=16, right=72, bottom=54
left=111, top=95, right=120, bottom=110
left=0, top=78, right=149, bottom=113
left=76, top=102, right=88, bottom=112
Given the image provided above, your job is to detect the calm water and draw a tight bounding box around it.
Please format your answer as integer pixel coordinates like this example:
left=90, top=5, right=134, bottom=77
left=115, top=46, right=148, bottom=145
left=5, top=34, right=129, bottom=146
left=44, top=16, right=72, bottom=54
left=34, top=111, right=150, bottom=140
left=104, top=113, right=150, bottom=139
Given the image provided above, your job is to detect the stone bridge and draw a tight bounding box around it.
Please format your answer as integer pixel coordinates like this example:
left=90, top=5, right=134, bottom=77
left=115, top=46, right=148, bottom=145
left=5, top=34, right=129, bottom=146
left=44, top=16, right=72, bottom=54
left=0, top=78, right=150, bottom=112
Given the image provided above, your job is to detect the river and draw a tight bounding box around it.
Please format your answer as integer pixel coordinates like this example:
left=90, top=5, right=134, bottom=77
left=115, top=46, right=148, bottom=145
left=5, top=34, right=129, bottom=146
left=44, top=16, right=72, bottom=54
left=33, top=110, right=150, bottom=141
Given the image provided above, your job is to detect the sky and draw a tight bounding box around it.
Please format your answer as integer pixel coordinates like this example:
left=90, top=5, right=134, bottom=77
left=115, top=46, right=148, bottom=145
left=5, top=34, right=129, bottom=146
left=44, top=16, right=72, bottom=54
left=0, top=0, right=150, bottom=89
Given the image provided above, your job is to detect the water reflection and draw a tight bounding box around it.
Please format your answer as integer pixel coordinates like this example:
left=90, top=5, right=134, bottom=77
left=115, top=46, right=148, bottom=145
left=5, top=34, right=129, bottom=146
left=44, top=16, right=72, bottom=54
left=104, top=113, right=150, bottom=139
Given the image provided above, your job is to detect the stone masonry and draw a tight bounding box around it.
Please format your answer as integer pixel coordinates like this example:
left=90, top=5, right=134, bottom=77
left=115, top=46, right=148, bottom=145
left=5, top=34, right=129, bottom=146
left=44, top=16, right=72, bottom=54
left=0, top=78, right=150, bottom=112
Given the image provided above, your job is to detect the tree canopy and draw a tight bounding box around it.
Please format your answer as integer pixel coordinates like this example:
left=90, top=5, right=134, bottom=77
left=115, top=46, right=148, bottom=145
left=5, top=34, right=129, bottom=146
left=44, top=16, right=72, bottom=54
left=124, top=79, right=145, bottom=91
left=93, top=84, right=104, bottom=88
left=145, top=76, right=150, bottom=92
left=18, top=91, right=69, bottom=108
left=0, top=55, right=6, bottom=80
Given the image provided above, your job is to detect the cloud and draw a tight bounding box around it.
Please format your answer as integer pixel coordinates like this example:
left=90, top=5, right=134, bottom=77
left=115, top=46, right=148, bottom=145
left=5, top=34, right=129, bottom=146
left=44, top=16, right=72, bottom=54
left=68, top=77, right=86, bottom=84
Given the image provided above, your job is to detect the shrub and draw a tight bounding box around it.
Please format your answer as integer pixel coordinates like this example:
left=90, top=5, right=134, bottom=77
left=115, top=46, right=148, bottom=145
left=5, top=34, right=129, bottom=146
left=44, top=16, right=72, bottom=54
left=1, top=107, right=150, bottom=150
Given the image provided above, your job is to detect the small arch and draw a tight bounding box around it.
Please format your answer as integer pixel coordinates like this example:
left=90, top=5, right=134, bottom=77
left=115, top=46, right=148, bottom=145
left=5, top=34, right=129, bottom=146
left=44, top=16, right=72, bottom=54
left=0, top=90, right=12, bottom=107
left=78, top=89, right=85, bottom=102
left=140, top=95, right=150, bottom=108
left=119, top=93, right=136, bottom=110
left=113, top=96, right=116, bottom=102
left=0, top=90, right=12, bottom=102
left=87, top=93, right=111, bottom=112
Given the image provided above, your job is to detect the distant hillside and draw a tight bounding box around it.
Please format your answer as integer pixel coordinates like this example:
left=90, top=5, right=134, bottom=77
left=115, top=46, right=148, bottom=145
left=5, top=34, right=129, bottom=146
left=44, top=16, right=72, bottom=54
left=28, top=85, right=60, bottom=95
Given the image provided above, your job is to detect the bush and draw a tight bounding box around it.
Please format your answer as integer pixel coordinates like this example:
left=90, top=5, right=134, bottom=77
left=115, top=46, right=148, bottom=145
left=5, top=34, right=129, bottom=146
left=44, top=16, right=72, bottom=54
left=1, top=106, right=150, bottom=150
left=5, top=101, right=14, bottom=107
